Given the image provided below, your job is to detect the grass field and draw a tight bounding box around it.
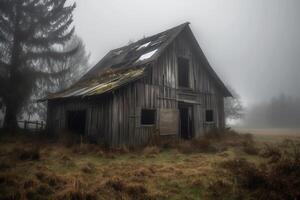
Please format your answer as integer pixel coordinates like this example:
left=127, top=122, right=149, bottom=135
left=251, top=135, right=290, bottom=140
left=0, top=129, right=299, bottom=200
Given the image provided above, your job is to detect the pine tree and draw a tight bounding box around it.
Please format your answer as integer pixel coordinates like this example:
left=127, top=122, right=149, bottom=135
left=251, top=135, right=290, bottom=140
left=20, top=35, right=90, bottom=122
left=0, top=0, right=77, bottom=130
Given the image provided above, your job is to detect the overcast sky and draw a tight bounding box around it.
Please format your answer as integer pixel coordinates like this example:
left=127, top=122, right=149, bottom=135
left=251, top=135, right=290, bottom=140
left=72, top=0, right=300, bottom=106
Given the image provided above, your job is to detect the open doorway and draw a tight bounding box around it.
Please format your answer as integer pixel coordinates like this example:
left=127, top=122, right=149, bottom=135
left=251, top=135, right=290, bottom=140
left=67, top=110, right=86, bottom=135
left=178, top=103, right=194, bottom=139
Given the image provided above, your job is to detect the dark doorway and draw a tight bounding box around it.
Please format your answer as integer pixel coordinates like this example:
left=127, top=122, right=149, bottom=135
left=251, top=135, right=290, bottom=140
left=67, top=110, right=86, bottom=135
left=179, top=103, right=194, bottom=139
left=178, top=57, right=190, bottom=88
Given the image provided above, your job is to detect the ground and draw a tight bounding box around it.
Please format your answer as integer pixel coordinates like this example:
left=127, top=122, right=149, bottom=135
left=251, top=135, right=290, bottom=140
left=0, top=129, right=300, bottom=200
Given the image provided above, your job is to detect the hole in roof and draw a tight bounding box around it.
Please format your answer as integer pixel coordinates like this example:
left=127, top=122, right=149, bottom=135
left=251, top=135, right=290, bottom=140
left=136, top=49, right=158, bottom=62
left=136, top=42, right=151, bottom=51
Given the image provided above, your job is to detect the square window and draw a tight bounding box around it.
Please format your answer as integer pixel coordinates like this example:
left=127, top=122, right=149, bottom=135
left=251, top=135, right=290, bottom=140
left=206, top=110, right=214, bottom=122
left=141, top=109, right=156, bottom=125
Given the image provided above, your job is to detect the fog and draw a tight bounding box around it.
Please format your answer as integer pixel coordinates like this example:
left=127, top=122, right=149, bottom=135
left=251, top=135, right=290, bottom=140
left=73, top=0, right=300, bottom=108
left=1, top=0, right=298, bottom=128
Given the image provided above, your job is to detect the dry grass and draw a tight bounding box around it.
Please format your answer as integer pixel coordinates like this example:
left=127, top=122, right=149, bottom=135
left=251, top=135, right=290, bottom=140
left=0, top=129, right=298, bottom=199
left=217, top=139, right=300, bottom=200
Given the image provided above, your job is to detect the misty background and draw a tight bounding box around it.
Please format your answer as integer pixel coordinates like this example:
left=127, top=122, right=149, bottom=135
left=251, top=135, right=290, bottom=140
left=1, top=0, right=300, bottom=128
left=72, top=0, right=300, bottom=128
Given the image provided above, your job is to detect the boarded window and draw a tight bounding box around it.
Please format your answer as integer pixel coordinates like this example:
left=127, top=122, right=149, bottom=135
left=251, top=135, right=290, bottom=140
left=178, top=57, right=190, bottom=87
left=206, top=110, right=214, bottom=122
left=159, top=109, right=179, bottom=135
left=141, top=109, right=156, bottom=125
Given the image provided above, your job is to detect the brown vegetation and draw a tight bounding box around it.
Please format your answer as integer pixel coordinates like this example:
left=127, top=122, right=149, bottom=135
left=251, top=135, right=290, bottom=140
left=0, top=129, right=299, bottom=199
left=217, top=140, right=300, bottom=200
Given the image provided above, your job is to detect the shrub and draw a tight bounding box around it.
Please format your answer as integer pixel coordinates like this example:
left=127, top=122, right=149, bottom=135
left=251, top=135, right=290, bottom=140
left=259, top=144, right=282, bottom=163
left=221, top=158, right=266, bottom=190
left=243, top=141, right=259, bottom=155
left=222, top=142, right=300, bottom=200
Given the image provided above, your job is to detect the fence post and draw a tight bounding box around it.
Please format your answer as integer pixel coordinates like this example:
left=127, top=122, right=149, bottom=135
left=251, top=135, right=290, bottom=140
left=41, top=121, right=44, bottom=130
left=24, top=121, right=27, bottom=129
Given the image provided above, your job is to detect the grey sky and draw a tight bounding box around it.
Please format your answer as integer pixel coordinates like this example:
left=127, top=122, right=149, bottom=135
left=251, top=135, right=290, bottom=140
left=72, top=0, right=300, bottom=106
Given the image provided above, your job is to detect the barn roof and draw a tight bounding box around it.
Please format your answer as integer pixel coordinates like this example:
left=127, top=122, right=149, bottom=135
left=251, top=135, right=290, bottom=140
left=45, top=22, right=231, bottom=100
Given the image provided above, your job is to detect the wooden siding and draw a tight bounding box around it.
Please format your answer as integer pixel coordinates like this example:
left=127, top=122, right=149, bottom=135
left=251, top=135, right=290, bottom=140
left=159, top=109, right=179, bottom=135
left=47, top=28, right=227, bottom=147
left=148, top=29, right=226, bottom=136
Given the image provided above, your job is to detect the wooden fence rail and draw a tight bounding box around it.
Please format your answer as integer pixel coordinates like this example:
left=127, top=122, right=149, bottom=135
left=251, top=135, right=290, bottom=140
left=18, top=120, right=46, bottom=132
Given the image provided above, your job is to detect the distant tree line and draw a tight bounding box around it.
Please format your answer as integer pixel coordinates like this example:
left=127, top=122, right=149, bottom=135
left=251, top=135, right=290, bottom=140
left=244, top=94, right=300, bottom=128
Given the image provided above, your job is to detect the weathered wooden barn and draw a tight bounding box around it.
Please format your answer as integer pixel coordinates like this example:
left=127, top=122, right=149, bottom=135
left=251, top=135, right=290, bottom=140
left=46, top=22, right=232, bottom=147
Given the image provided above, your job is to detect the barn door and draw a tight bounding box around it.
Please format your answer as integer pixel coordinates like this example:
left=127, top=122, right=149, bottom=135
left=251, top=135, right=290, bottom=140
left=179, top=103, right=194, bottom=139
left=67, top=110, right=86, bottom=135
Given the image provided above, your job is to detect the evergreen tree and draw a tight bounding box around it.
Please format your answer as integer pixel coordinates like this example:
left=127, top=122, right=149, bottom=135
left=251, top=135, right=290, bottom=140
left=0, top=0, right=77, bottom=130
left=20, top=35, right=90, bottom=122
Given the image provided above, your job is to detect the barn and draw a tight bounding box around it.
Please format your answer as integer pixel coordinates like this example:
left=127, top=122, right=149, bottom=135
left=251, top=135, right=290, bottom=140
left=45, top=22, right=232, bottom=147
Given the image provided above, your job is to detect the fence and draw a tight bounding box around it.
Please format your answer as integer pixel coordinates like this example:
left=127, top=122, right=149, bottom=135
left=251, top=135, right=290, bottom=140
left=18, top=120, right=46, bottom=132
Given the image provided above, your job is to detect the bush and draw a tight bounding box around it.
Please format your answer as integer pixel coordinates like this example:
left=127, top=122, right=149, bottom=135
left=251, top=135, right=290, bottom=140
left=259, top=144, right=282, bottom=163
left=221, top=141, right=300, bottom=200
left=243, top=141, right=259, bottom=155
left=221, top=158, right=266, bottom=189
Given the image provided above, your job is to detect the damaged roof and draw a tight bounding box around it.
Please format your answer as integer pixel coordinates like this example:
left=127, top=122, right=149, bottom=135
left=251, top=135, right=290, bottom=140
left=79, top=22, right=188, bottom=82
left=46, top=22, right=231, bottom=100
left=46, top=23, right=188, bottom=100
left=46, top=67, right=145, bottom=99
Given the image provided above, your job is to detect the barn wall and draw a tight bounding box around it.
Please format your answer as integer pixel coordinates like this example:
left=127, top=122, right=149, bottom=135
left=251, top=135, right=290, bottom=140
left=47, top=27, right=227, bottom=147
left=47, top=94, right=114, bottom=146
left=47, top=83, right=167, bottom=147
left=146, top=28, right=226, bottom=137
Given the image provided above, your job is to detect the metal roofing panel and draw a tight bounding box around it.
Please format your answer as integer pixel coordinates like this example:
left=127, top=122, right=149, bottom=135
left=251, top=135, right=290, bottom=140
left=46, top=67, right=145, bottom=100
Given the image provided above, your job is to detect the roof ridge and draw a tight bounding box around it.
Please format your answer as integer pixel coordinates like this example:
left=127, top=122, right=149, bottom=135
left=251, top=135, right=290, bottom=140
left=79, top=22, right=190, bottom=81
left=111, top=22, right=190, bottom=52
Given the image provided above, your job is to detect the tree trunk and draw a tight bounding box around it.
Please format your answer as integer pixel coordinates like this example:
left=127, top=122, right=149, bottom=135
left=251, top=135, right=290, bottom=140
left=3, top=103, right=18, bottom=131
